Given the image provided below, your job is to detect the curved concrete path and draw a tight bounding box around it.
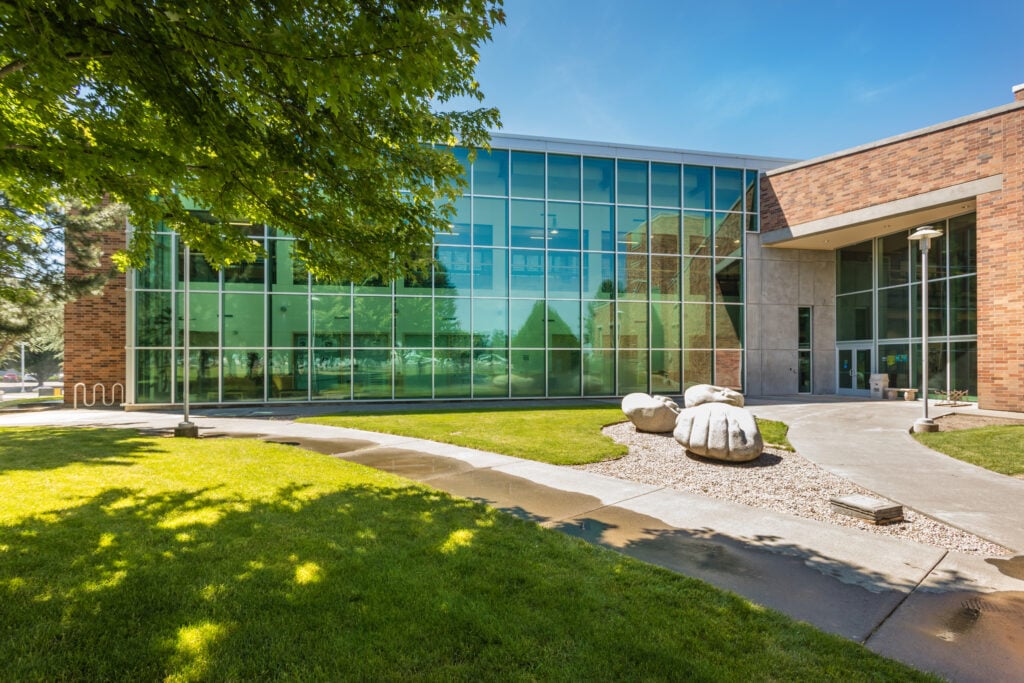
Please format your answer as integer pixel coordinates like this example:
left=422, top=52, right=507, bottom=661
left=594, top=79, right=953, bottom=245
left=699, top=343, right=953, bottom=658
left=747, top=396, right=1024, bottom=553
left=1, top=404, right=1023, bottom=682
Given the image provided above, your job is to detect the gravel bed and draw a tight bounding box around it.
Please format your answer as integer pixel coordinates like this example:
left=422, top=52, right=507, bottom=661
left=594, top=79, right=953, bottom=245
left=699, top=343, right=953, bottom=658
left=574, top=422, right=1009, bottom=557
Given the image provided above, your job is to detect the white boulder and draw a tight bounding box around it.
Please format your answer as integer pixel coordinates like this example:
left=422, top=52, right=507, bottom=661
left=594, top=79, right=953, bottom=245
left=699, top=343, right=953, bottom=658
left=621, top=393, right=681, bottom=433
left=683, top=383, right=745, bottom=409
left=673, top=402, right=763, bottom=462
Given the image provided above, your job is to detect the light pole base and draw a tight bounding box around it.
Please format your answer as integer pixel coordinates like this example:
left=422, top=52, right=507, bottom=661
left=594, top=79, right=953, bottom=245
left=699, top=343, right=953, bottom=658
left=912, top=418, right=939, bottom=433
left=175, top=421, right=200, bottom=438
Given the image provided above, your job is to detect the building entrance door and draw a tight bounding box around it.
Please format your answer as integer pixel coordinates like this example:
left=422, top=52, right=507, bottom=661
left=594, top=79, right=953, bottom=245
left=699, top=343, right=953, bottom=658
left=837, top=346, right=872, bottom=395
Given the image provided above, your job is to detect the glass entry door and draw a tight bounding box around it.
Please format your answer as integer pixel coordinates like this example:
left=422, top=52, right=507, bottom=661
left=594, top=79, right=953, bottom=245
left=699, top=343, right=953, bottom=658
left=837, top=346, right=872, bottom=394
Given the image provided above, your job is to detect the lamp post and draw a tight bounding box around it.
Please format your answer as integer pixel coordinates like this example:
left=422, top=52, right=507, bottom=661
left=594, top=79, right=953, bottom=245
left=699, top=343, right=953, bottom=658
left=907, top=225, right=943, bottom=433
left=18, top=341, right=27, bottom=392
left=175, top=241, right=199, bottom=438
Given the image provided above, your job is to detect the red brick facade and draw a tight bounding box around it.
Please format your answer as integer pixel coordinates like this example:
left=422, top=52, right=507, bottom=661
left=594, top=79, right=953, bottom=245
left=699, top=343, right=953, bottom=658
left=762, top=102, right=1024, bottom=412
left=63, top=228, right=128, bottom=406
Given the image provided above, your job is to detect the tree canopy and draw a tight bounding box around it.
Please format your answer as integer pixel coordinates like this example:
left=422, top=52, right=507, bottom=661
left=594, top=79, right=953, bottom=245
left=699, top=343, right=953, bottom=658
left=0, top=0, right=503, bottom=281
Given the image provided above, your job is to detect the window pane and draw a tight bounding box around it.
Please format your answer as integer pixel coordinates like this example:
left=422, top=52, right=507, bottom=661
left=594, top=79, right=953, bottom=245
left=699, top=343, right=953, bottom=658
left=444, top=146, right=470, bottom=191
left=650, top=209, right=680, bottom=255
left=510, top=249, right=545, bottom=297
left=798, top=307, right=812, bottom=349
left=352, top=349, right=392, bottom=398
left=547, top=201, right=581, bottom=250
left=912, top=280, right=947, bottom=337
left=220, top=350, right=260, bottom=401
left=395, top=296, right=432, bottom=348
left=582, top=204, right=614, bottom=251
left=617, top=302, right=648, bottom=349
left=510, top=350, right=545, bottom=396
left=683, top=349, right=713, bottom=387
left=878, top=232, right=910, bottom=287
left=548, top=349, right=581, bottom=396
left=836, top=292, right=872, bottom=341
left=436, top=196, right=471, bottom=246
left=948, top=213, right=976, bottom=276
left=548, top=154, right=581, bottom=201
left=510, top=151, right=545, bottom=198
left=435, top=298, right=471, bottom=348
left=714, top=167, right=744, bottom=212
left=617, top=206, right=647, bottom=252
left=837, top=240, right=873, bottom=294
left=584, top=300, right=614, bottom=348
left=715, top=350, right=743, bottom=389
left=912, top=233, right=947, bottom=281
left=269, top=294, right=308, bottom=347
left=136, top=349, right=172, bottom=404
left=473, top=197, right=507, bottom=247
left=547, top=251, right=581, bottom=299
left=583, top=349, right=615, bottom=395
left=473, top=298, right=508, bottom=348
left=473, top=349, right=509, bottom=397
left=745, top=170, right=759, bottom=214
left=434, top=246, right=472, bottom=294
left=510, top=299, right=545, bottom=348
left=474, top=149, right=509, bottom=196
left=650, top=255, right=680, bottom=300
left=651, top=302, right=681, bottom=348
left=269, top=349, right=307, bottom=400
left=715, top=304, right=743, bottom=348
left=273, top=240, right=311, bottom=292
left=312, top=296, right=352, bottom=347
left=714, top=259, right=743, bottom=304
left=223, top=293, right=264, bottom=347
left=510, top=199, right=545, bottom=247
left=582, top=157, right=615, bottom=203
left=352, top=297, right=392, bottom=347
left=473, top=247, right=507, bottom=297
left=137, top=291, right=172, bottom=346
left=950, top=341, right=977, bottom=397
left=547, top=300, right=581, bottom=347
left=223, top=247, right=265, bottom=290
left=683, top=257, right=712, bottom=303
left=715, top=212, right=743, bottom=259
left=877, top=286, right=909, bottom=339
left=683, top=303, right=712, bottom=347
left=651, top=163, right=681, bottom=207
left=617, top=160, right=648, bottom=205
left=617, top=253, right=648, bottom=300
left=177, top=292, right=219, bottom=347
left=311, top=349, right=352, bottom=400
left=178, top=245, right=219, bottom=290
left=583, top=252, right=615, bottom=300
left=435, top=350, right=472, bottom=397
left=949, top=275, right=976, bottom=336
left=651, top=349, right=681, bottom=394
left=683, top=211, right=712, bottom=256
left=879, top=343, right=911, bottom=389
left=618, top=349, right=648, bottom=394
left=136, top=233, right=173, bottom=289
left=683, top=165, right=712, bottom=210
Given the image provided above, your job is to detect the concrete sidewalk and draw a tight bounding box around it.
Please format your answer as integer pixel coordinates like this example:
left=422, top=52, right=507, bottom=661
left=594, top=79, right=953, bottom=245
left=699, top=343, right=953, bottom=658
left=1, top=405, right=1022, bottom=682
left=748, top=396, right=1024, bottom=552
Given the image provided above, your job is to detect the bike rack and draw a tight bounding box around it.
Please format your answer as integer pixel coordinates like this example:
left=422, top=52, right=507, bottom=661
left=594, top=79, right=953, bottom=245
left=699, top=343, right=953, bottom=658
left=72, top=382, right=125, bottom=409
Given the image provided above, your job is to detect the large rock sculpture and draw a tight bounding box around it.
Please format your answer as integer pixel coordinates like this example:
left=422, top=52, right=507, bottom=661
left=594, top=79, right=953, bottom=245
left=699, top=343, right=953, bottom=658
left=621, top=393, right=680, bottom=433
left=683, top=383, right=745, bottom=409
left=673, top=402, right=764, bottom=462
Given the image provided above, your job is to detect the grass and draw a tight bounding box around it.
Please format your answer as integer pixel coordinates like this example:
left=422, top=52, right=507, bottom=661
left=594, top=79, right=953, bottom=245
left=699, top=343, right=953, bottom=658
left=303, top=406, right=795, bottom=464
left=914, top=425, right=1024, bottom=477
left=302, top=405, right=629, bottom=465
left=0, top=426, right=931, bottom=681
left=0, top=396, right=60, bottom=408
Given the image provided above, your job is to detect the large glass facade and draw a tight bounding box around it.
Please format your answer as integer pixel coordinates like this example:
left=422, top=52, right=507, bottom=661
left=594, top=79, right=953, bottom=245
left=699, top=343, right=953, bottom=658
left=131, top=140, right=768, bottom=404
left=836, top=213, right=978, bottom=398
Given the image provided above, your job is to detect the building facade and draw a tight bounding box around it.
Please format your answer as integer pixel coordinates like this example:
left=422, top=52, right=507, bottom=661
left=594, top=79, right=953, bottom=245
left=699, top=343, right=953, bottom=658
left=64, top=88, right=1024, bottom=412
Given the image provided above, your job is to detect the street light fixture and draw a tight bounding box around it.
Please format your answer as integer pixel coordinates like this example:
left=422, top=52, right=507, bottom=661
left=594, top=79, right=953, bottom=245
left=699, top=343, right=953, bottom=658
left=907, top=225, right=943, bottom=433
left=175, top=241, right=199, bottom=438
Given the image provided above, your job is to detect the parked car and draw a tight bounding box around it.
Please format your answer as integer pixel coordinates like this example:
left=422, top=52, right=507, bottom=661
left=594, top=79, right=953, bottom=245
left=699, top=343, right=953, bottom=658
left=2, top=371, right=18, bottom=382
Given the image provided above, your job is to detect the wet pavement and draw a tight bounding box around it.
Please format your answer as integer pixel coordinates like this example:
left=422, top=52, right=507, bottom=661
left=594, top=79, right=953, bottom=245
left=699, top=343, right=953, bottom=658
left=2, top=403, right=1023, bottom=682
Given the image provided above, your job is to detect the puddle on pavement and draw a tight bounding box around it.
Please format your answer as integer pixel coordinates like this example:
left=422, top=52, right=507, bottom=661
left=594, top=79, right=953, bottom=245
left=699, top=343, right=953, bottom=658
left=339, top=448, right=477, bottom=481
left=200, top=431, right=376, bottom=455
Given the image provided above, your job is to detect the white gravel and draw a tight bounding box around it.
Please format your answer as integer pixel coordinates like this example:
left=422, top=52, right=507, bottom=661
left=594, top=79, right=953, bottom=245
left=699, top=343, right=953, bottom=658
left=574, top=422, right=1009, bottom=557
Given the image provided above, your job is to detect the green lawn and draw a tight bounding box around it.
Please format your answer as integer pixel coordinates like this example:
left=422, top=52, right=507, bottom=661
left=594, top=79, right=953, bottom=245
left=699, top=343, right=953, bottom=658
left=303, top=406, right=794, bottom=464
left=0, top=427, right=930, bottom=681
left=915, top=425, right=1024, bottom=476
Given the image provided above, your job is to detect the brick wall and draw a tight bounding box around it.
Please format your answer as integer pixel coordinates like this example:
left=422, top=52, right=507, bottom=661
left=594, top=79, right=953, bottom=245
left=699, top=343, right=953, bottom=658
left=64, top=226, right=128, bottom=405
left=761, top=103, right=1024, bottom=412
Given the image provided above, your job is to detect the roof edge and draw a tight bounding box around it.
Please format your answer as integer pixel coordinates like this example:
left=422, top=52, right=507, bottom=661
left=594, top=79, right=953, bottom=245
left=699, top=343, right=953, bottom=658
left=766, top=99, right=1024, bottom=177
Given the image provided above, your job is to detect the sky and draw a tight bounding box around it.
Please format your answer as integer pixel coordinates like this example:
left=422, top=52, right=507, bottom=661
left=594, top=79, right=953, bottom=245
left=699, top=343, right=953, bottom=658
left=463, top=0, right=1024, bottom=161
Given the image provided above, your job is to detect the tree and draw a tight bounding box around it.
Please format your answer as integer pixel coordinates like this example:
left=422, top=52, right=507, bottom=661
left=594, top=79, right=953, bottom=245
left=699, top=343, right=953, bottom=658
left=0, top=199, right=124, bottom=358
left=11, top=298, right=64, bottom=386
left=0, top=1, right=503, bottom=282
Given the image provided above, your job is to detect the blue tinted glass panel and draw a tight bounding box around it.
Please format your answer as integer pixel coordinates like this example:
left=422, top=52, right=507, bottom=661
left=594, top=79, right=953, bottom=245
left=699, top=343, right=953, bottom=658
left=583, top=252, right=615, bottom=300
left=715, top=168, right=744, bottom=212
left=474, top=149, right=508, bottom=196
left=445, top=147, right=470, bottom=191
left=582, top=204, right=614, bottom=251
left=548, top=154, right=581, bottom=201
left=547, top=201, right=581, bottom=250
left=617, top=206, right=647, bottom=252
left=651, top=163, right=681, bottom=207
left=617, top=253, right=648, bottom=300
left=509, top=249, right=545, bottom=297
left=617, top=160, right=648, bottom=205
left=684, top=166, right=712, bottom=210
left=472, top=247, right=507, bottom=297
left=510, top=151, right=545, bottom=198
left=434, top=246, right=472, bottom=294
left=472, top=197, right=507, bottom=247
left=510, top=199, right=544, bottom=248
left=436, top=197, right=471, bottom=246
left=547, top=251, right=581, bottom=299
left=745, top=169, right=759, bottom=214
left=582, top=157, right=615, bottom=203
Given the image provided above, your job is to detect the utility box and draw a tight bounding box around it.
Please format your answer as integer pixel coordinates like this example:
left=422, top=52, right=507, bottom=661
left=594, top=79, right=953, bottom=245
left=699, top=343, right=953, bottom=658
left=869, top=374, right=890, bottom=399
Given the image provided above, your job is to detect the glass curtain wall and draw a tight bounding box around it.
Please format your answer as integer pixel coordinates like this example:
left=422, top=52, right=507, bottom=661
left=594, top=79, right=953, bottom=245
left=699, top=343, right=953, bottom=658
left=837, top=213, right=977, bottom=399
left=131, top=147, right=762, bottom=403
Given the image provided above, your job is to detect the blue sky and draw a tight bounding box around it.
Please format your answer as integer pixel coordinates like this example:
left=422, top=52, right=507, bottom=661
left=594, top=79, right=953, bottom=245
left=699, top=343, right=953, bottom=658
left=466, top=0, right=1024, bottom=161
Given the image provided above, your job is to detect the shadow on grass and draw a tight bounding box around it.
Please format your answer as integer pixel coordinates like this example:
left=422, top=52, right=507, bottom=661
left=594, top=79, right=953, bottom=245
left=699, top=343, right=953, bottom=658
left=1, top=469, right=929, bottom=680
left=0, top=427, right=156, bottom=473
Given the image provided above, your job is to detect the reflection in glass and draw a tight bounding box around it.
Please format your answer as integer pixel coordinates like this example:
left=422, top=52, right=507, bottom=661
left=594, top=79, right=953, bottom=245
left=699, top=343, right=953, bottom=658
left=582, top=204, right=614, bottom=251
left=511, top=151, right=545, bottom=198
left=474, top=149, right=508, bottom=196
left=877, top=286, right=909, bottom=339
left=837, top=240, right=873, bottom=294
left=510, top=350, right=545, bottom=396
left=136, top=349, right=171, bottom=403
left=715, top=304, right=743, bottom=349
left=683, top=304, right=713, bottom=348
left=650, top=255, right=680, bottom=300
left=617, top=206, right=647, bottom=251
left=651, top=163, right=681, bottom=207
left=547, top=300, right=581, bottom=347
left=435, top=196, right=471, bottom=246
left=269, top=349, right=308, bottom=400
left=547, top=251, right=581, bottom=298
left=651, top=349, right=681, bottom=394
left=715, top=350, right=743, bottom=389
left=353, top=349, right=392, bottom=398
left=714, top=167, right=744, bottom=212
left=311, top=349, right=352, bottom=399
left=136, top=233, right=173, bottom=289
left=473, top=197, right=507, bottom=247
left=684, top=165, right=712, bottom=210
left=395, top=296, right=432, bottom=348
left=137, top=291, right=172, bottom=347
left=548, top=350, right=581, bottom=396
left=714, top=259, right=743, bottom=304
left=617, top=302, right=648, bottom=349
left=683, top=211, right=713, bottom=255
left=473, top=349, right=509, bottom=397
left=434, top=246, right=472, bottom=293
left=510, top=300, right=545, bottom=348
left=435, top=349, right=472, bottom=397
left=472, top=298, right=507, bottom=348
left=548, top=154, right=581, bottom=201
left=312, top=296, right=351, bottom=347
left=683, top=349, right=713, bottom=387
left=684, top=258, right=712, bottom=302
left=650, top=209, right=680, bottom=255
left=219, top=350, right=259, bottom=401
left=714, top=212, right=743, bottom=259
left=352, top=297, right=392, bottom=347
left=651, top=302, right=681, bottom=349
left=547, top=201, right=581, bottom=250
left=584, top=301, right=614, bottom=348
left=583, top=349, right=615, bottom=395
left=510, top=249, right=545, bottom=297
left=617, top=253, right=648, bottom=300
left=434, top=297, right=471, bottom=348
left=617, top=160, right=648, bottom=205
left=583, top=157, right=615, bottom=203
left=878, top=232, right=910, bottom=287
left=472, top=248, right=507, bottom=297
left=618, top=349, right=648, bottom=394
left=177, top=292, right=219, bottom=347
left=510, top=199, right=545, bottom=247
left=269, top=294, right=308, bottom=347
left=836, top=291, right=872, bottom=341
